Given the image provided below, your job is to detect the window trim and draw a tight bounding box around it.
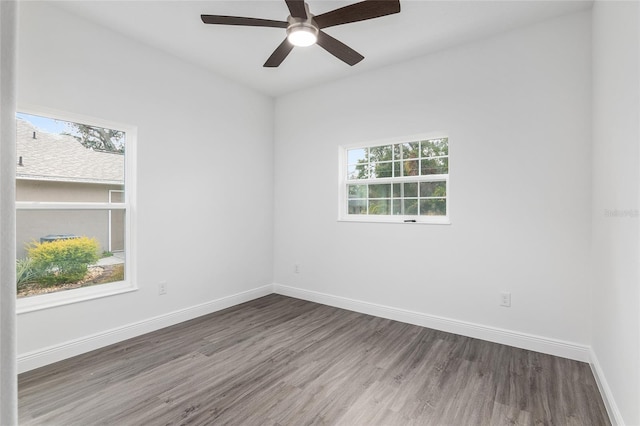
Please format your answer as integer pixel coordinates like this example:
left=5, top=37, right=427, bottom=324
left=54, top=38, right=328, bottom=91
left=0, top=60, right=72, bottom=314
left=338, top=133, right=450, bottom=224
left=16, top=104, right=137, bottom=314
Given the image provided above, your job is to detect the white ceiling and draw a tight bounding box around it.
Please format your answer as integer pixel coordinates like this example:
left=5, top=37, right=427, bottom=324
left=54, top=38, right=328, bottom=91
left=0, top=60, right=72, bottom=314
left=53, top=0, right=592, bottom=97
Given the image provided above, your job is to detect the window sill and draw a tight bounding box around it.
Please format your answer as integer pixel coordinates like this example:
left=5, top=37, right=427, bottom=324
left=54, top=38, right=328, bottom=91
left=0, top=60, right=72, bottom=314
left=338, top=216, right=451, bottom=225
left=17, top=281, right=137, bottom=314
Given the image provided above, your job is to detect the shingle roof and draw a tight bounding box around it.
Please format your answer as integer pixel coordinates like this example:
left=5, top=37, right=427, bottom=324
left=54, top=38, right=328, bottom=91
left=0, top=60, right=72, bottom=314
left=16, top=118, right=124, bottom=185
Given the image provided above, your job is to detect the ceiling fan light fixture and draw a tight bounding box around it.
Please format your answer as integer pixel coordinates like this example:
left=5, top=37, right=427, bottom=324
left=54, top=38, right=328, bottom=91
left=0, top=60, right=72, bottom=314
left=286, top=22, right=318, bottom=47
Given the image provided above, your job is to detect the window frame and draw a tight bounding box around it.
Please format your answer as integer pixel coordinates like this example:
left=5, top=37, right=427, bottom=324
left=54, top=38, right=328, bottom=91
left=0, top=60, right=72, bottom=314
left=338, top=134, right=450, bottom=225
left=16, top=105, right=137, bottom=314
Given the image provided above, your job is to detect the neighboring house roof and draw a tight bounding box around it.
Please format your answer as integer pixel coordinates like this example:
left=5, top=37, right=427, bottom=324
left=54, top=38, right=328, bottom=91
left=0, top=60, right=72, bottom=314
left=16, top=118, right=124, bottom=185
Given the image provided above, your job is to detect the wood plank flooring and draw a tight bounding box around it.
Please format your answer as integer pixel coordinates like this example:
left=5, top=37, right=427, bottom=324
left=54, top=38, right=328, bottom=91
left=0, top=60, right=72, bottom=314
left=19, top=294, right=611, bottom=425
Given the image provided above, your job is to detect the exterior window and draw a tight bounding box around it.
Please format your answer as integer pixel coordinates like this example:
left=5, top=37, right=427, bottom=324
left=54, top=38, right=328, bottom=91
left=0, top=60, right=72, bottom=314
left=339, top=136, right=449, bottom=224
left=16, top=109, right=135, bottom=311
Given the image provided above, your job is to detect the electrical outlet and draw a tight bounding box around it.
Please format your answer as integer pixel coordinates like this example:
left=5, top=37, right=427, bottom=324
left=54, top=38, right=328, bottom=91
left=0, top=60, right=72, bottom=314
left=159, top=281, right=167, bottom=295
left=500, top=292, right=511, bottom=307
left=294, top=264, right=300, bottom=274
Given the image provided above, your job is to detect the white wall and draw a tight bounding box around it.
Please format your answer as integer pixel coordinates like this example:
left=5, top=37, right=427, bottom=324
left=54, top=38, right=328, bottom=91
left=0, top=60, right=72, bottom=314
left=274, top=11, right=592, bottom=347
left=591, top=2, right=640, bottom=425
left=16, top=3, right=274, bottom=360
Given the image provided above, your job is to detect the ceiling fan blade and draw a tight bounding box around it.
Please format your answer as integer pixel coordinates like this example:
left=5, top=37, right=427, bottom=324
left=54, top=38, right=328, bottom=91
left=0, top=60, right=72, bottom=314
left=201, top=15, right=288, bottom=28
left=314, top=0, right=400, bottom=29
left=285, top=0, right=307, bottom=19
left=264, top=38, right=295, bottom=67
left=316, top=31, right=364, bottom=66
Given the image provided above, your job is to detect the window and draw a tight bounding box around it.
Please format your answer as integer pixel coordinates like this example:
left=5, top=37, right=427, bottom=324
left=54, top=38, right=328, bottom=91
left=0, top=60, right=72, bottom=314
left=339, top=136, right=449, bottom=224
left=16, top=108, right=136, bottom=312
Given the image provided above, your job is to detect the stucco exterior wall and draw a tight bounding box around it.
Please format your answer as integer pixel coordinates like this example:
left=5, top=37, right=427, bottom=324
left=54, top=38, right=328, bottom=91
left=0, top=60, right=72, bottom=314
left=16, top=180, right=124, bottom=258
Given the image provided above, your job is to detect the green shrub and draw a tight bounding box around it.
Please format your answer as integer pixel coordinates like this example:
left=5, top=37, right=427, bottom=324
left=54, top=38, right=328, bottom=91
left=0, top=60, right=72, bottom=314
left=27, top=237, right=100, bottom=286
left=16, top=257, right=40, bottom=289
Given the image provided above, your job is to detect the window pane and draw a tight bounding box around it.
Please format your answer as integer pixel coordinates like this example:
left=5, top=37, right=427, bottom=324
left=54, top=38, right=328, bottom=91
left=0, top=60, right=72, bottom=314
left=369, top=145, right=393, bottom=161
left=404, top=182, right=418, bottom=198
left=348, top=164, right=369, bottom=180
left=403, top=160, right=419, bottom=176
left=404, top=199, right=418, bottom=215
left=109, top=209, right=125, bottom=252
left=371, top=161, right=393, bottom=178
left=109, top=190, right=124, bottom=203
left=347, top=148, right=366, bottom=164
left=419, top=181, right=446, bottom=197
left=348, top=200, right=367, bottom=215
left=420, top=199, right=447, bottom=216
left=369, top=199, right=390, bottom=215
left=16, top=113, right=125, bottom=202
left=16, top=209, right=126, bottom=298
left=368, top=184, right=391, bottom=199
left=421, top=158, right=448, bottom=175
left=348, top=184, right=367, bottom=199
left=421, top=138, right=448, bottom=157
left=402, top=142, right=420, bottom=159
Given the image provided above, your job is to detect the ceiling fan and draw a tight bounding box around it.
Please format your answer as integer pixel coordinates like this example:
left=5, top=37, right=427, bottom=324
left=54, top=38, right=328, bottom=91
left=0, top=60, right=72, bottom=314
left=201, top=0, right=401, bottom=67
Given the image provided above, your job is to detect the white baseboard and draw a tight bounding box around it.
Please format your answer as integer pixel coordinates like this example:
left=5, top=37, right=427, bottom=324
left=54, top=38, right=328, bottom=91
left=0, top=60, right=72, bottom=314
left=589, top=349, right=624, bottom=426
left=273, top=283, right=591, bottom=362
left=17, top=284, right=273, bottom=373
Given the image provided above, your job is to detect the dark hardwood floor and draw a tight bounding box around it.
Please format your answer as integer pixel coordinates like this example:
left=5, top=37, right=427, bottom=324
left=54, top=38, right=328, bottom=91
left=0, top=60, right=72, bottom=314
left=19, top=294, right=610, bottom=425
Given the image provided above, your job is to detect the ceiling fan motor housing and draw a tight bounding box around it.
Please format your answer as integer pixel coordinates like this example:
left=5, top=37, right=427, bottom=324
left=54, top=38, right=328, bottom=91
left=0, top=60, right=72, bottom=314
left=286, top=7, right=319, bottom=47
